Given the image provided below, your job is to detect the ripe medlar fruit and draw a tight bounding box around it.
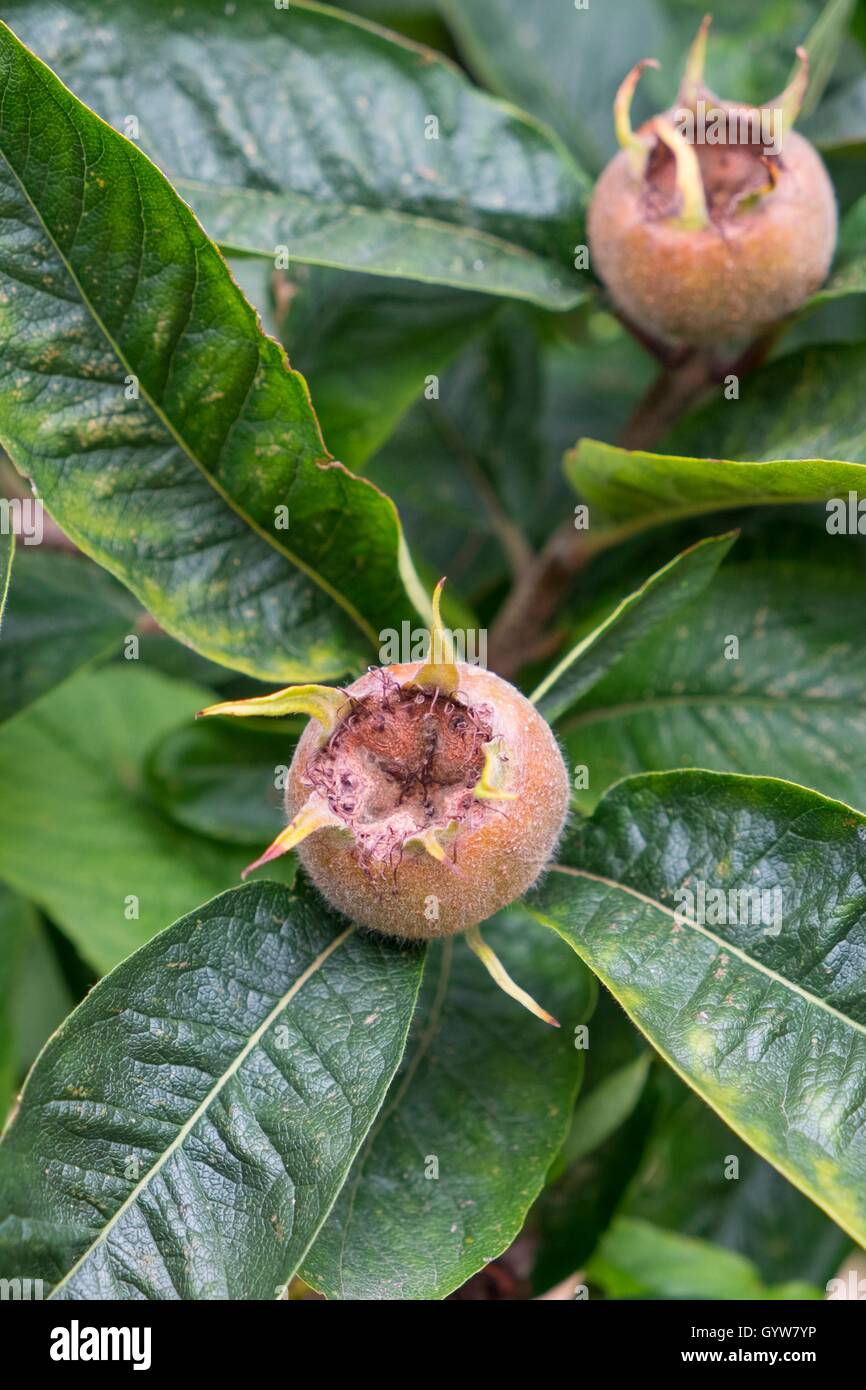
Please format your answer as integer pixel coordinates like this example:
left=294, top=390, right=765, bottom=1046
left=200, top=586, right=570, bottom=1024
left=588, top=16, right=837, bottom=348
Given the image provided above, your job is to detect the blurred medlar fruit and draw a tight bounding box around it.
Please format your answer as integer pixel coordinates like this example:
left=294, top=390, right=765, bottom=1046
left=588, top=16, right=837, bottom=348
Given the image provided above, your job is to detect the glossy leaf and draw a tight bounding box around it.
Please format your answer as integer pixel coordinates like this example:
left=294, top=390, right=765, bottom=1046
left=0, top=666, right=292, bottom=972
left=0, top=20, right=424, bottom=684
left=0, top=879, right=424, bottom=1299
left=531, top=533, right=736, bottom=724
left=558, top=543, right=866, bottom=815
left=5, top=0, right=589, bottom=309
left=0, top=551, right=140, bottom=726
left=302, top=907, right=593, bottom=1299
left=530, top=770, right=866, bottom=1249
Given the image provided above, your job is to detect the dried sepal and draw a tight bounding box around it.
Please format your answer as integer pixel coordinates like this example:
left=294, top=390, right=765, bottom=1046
left=465, top=925, right=560, bottom=1028
left=614, top=57, right=660, bottom=178
left=678, top=12, right=712, bottom=109
left=474, top=736, right=516, bottom=802
left=198, top=683, right=348, bottom=733
left=414, top=577, right=459, bottom=695
left=650, top=116, right=709, bottom=230
left=242, top=800, right=342, bottom=879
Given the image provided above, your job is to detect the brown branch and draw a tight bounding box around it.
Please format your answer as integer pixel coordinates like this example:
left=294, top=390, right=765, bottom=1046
left=487, top=350, right=717, bottom=679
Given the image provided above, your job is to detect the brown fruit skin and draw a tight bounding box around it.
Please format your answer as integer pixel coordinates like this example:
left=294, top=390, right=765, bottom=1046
left=286, top=662, right=570, bottom=941
left=588, top=129, right=837, bottom=347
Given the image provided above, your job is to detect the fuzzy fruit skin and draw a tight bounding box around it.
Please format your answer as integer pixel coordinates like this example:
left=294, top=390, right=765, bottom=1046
left=588, top=130, right=837, bottom=346
left=286, top=662, right=570, bottom=940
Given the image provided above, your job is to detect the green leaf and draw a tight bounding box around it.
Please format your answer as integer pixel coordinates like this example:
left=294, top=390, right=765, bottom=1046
left=279, top=266, right=498, bottom=469
left=146, top=718, right=301, bottom=848
left=0, top=879, right=424, bottom=1299
left=557, top=540, right=866, bottom=815
left=566, top=1052, right=652, bottom=1166
left=531, top=533, right=736, bottom=724
left=624, top=1071, right=852, bottom=1289
left=805, top=74, right=866, bottom=152
left=441, top=0, right=672, bottom=175
left=811, top=193, right=866, bottom=303
left=302, top=906, right=593, bottom=1299
left=0, top=886, right=36, bottom=1122
left=0, top=19, right=425, bottom=684
left=588, top=1217, right=822, bottom=1300
left=530, top=990, right=656, bottom=1292
left=6, top=0, right=589, bottom=310
left=0, top=665, right=292, bottom=972
left=0, top=551, right=140, bottom=726
left=796, top=0, right=857, bottom=122
left=442, top=0, right=825, bottom=176
left=11, top=919, right=76, bottom=1081
left=529, top=769, right=866, bottom=1249
left=366, top=312, right=654, bottom=603
left=567, top=346, right=866, bottom=544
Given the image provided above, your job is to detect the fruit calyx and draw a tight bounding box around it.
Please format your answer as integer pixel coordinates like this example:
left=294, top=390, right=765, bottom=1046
left=615, top=14, right=809, bottom=231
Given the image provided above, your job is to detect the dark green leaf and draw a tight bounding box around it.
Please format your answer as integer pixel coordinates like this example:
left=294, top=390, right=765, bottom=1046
left=568, top=346, right=866, bottom=544
left=531, top=989, right=655, bottom=1292
left=279, top=266, right=498, bottom=469
left=146, top=718, right=300, bottom=847
left=558, top=544, right=866, bottom=815
left=0, top=879, right=424, bottom=1299
left=530, top=770, right=866, bottom=1249
left=588, top=1217, right=822, bottom=1300
left=302, top=906, right=593, bottom=1299
left=811, top=193, right=866, bottom=303
left=624, top=1070, right=852, bottom=1289
left=0, top=886, right=35, bottom=1122
left=0, top=550, right=140, bottom=726
left=0, top=665, right=292, bottom=971
left=532, top=533, right=736, bottom=724
left=6, top=0, right=589, bottom=309
left=0, top=20, right=424, bottom=684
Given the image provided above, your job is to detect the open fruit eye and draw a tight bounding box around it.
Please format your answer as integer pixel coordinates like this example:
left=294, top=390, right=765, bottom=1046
left=588, top=15, right=837, bottom=348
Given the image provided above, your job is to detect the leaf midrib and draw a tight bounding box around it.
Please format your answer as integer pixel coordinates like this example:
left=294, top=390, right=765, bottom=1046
left=0, top=32, right=379, bottom=646
left=49, top=922, right=356, bottom=1298
left=549, top=864, right=866, bottom=1039
left=175, top=178, right=576, bottom=278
